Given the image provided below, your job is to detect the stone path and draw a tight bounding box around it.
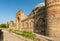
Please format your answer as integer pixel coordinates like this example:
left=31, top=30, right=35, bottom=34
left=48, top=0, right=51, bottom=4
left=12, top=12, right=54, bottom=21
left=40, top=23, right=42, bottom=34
left=3, top=30, right=32, bottom=41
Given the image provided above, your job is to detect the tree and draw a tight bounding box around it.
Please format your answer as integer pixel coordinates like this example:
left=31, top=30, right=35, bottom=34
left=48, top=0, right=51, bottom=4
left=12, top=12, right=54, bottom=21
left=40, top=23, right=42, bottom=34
left=0, top=24, right=9, bottom=28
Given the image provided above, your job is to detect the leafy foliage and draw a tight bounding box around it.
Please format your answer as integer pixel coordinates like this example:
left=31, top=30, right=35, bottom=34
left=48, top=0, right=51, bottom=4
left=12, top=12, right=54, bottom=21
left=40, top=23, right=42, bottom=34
left=0, top=24, right=9, bottom=28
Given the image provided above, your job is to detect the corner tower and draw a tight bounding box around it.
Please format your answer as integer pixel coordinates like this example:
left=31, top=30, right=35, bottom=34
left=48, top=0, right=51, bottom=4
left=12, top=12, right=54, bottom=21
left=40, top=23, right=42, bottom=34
left=46, top=0, right=60, bottom=39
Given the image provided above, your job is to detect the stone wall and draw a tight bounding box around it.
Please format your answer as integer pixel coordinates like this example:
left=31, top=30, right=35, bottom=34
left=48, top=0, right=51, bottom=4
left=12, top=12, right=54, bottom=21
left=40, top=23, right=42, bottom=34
left=9, top=21, right=16, bottom=30
left=33, top=6, right=47, bottom=35
left=16, top=10, right=28, bottom=30
left=21, top=18, right=34, bottom=32
left=15, top=10, right=34, bottom=32
left=9, top=5, right=46, bottom=34
left=46, top=0, right=60, bottom=39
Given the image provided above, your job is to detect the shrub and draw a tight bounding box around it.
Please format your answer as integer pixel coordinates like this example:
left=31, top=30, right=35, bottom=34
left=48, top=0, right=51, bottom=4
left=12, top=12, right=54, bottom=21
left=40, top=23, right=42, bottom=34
left=0, top=24, right=9, bottom=28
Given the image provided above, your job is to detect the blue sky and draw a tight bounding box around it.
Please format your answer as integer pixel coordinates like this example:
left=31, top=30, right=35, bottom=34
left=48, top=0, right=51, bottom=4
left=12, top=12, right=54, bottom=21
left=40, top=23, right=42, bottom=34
left=0, top=0, right=44, bottom=24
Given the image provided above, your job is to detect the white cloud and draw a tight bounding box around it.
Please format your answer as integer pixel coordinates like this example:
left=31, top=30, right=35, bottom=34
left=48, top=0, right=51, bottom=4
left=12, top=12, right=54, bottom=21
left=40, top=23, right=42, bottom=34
left=35, top=2, right=45, bottom=8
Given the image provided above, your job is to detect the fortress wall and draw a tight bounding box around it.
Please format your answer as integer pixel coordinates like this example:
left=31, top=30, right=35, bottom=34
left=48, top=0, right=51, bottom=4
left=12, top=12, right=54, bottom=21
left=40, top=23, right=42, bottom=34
left=46, top=0, right=60, bottom=38
left=21, top=18, right=34, bottom=32
left=9, top=21, right=16, bottom=30
left=34, top=9, right=47, bottom=35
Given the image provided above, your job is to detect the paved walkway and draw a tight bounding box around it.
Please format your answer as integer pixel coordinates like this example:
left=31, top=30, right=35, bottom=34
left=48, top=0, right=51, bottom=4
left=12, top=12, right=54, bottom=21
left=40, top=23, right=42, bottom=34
left=3, top=30, right=32, bottom=41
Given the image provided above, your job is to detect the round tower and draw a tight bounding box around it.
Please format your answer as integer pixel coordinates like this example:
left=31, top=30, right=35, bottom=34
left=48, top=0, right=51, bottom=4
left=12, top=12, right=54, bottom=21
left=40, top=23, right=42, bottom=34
left=46, top=0, right=60, bottom=39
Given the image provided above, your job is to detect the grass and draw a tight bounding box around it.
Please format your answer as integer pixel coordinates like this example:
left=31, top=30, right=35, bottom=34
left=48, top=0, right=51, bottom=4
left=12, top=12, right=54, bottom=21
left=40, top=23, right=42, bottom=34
left=9, top=29, right=40, bottom=41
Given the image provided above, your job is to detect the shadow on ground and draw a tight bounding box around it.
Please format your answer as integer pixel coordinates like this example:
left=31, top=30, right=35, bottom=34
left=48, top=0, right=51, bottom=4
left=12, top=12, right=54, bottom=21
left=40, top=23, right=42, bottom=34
left=0, top=31, right=3, bottom=41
